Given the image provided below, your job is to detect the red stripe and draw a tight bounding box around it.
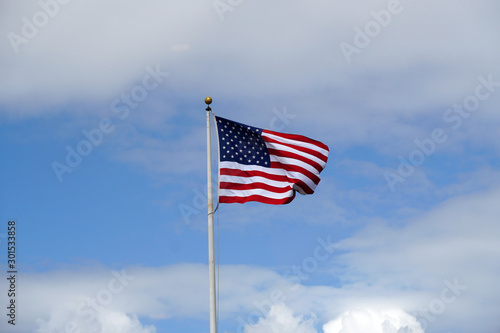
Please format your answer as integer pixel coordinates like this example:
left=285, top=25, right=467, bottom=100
left=220, top=181, right=291, bottom=194
left=267, top=148, right=324, bottom=173
left=219, top=194, right=295, bottom=205
left=263, top=136, right=328, bottom=163
left=263, top=129, right=330, bottom=152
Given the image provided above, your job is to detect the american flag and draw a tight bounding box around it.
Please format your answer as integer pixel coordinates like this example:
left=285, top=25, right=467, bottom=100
left=215, top=116, right=329, bottom=204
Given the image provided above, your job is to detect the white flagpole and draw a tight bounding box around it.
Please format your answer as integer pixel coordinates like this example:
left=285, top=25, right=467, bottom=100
left=205, top=97, right=217, bottom=333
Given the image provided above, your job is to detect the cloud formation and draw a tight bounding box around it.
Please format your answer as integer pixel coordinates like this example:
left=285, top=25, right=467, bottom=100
left=36, top=310, right=156, bottom=333
left=323, top=308, right=423, bottom=333
left=244, top=303, right=317, bottom=333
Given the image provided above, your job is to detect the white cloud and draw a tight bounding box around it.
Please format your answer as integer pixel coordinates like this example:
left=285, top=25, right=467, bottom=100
left=2, top=0, right=500, bottom=171
left=244, top=303, right=317, bottom=333
left=2, top=0, right=499, bottom=119
left=97, top=311, right=156, bottom=333
left=330, top=187, right=500, bottom=332
left=323, top=308, right=423, bottom=333
left=336, top=187, right=500, bottom=285
left=36, top=310, right=156, bottom=333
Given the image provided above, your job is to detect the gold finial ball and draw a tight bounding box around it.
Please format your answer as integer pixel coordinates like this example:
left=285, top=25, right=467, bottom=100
left=205, top=97, right=212, bottom=105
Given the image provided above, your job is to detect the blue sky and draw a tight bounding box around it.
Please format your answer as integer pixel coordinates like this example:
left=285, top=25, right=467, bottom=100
left=1, top=1, right=500, bottom=332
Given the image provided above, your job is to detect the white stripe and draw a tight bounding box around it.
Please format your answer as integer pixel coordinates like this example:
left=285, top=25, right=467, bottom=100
left=220, top=174, right=291, bottom=189
left=219, top=187, right=293, bottom=200
left=262, top=131, right=329, bottom=157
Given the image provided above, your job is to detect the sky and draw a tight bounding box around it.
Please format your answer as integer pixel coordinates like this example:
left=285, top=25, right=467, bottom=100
left=1, top=0, right=500, bottom=332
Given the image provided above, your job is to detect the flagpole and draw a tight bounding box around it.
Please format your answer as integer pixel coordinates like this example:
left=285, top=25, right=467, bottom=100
left=205, top=96, right=217, bottom=333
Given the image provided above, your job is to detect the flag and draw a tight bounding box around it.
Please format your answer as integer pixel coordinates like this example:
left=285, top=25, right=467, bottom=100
left=215, top=116, right=329, bottom=204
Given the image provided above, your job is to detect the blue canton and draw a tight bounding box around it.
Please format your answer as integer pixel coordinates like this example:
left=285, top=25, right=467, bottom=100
left=216, top=116, right=271, bottom=166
